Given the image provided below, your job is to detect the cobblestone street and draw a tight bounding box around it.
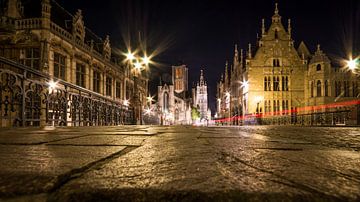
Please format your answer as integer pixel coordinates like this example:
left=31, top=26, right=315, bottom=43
left=0, top=126, right=359, bottom=201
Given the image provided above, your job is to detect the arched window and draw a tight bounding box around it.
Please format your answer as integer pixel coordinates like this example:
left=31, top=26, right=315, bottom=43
left=317, top=80, right=322, bottom=97
left=163, top=92, right=169, bottom=112
left=316, top=64, right=321, bottom=71
left=324, top=80, right=328, bottom=96
left=311, top=81, right=314, bottom=97
left=274, top=29, right=278, bottom=39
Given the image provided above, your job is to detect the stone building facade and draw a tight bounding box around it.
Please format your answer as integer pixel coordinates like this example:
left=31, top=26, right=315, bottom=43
left=0, top=0, right=148, bottom=126
left=157, top=65, right=192, bottom=125
left=193, top=70, right=211, bottom=122
left=217, top=3, right=360, bottom=125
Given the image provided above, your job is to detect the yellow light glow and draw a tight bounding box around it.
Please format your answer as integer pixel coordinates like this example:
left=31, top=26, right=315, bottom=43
left=124, top=99, right=129, bottom=106
left=134, top=61, right=142, bottom=70
left=126, top=52, right=135, bottom=61
left=146, top=95, right=154, bottom=103
left=255, top=96, right=263, bottom=103
left=241, top=80, right=249, bottom=89
left=142, top=55, right=151, bottom=65
left=48, top=80, right=57, bottom=89
left=347, top=59, right=357, bottom=70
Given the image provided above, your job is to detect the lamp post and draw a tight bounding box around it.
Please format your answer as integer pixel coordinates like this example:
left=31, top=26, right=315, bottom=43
left=124, top=50, right=152, bottom=125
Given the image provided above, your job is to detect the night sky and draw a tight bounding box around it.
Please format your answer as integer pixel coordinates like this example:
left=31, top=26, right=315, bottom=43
left=62, top=0, right=359, bottom=113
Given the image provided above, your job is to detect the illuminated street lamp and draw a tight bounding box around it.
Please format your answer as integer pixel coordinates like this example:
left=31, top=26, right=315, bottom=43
left=123, top=49, right=154, bottom=125
left=346, top=57, right=359, bottom=71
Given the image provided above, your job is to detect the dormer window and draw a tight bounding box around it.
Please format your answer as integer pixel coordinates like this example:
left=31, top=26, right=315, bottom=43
left=316, top=64, right=321, bottom=71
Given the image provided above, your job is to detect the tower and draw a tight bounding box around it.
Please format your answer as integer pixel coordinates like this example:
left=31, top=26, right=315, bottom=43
left=195, top=70, right=209, bottom=121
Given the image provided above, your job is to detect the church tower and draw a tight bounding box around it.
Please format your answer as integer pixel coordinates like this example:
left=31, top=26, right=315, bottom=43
left=195, top=70, right=210, bottom=121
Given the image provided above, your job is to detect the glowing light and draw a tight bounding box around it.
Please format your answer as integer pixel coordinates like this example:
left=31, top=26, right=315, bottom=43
left=126, top=52, right=135, bottom=61
left=142, top=55, right=151, bottom=65
left=217, top=98, right=221, bottom=102
left=241, top=80, right=249, bottom=89
left=146, top=95, right=154, bottom=103
left=347, top=59, right=357, bottom=70
left=48, top=80, right=57, bottom=91
left=124, top=99, right=129, bottom=106
left=144, top=107, right=152, bottom=115
left=134, top=61, right=142, bottom=70
left=225, top=92, right=231, bottom=97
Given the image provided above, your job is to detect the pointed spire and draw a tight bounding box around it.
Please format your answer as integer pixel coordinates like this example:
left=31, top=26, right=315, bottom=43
left=261, top=18, right=265, bottom=36
left=288, top=19, right=291, bottom=38
left=233, top=44, right=239, bottom=66
left=272, top=2, right=281, bottom=23
left=248, top=43, right=252, bottom=59
left=240, top=49, right=244, bottom=67
left=225, top=61, right=229, bottom=87
left=200, top=69, right=205, bottom=86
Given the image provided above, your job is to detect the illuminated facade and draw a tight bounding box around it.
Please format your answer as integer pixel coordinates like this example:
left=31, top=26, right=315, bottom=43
left=0, top=0, right=148, bottom=126
left=193, top=70, right=211, bottom=122
left=217, top=3, right=360, bottom=125
left=157, top=65, right=191, bottom=125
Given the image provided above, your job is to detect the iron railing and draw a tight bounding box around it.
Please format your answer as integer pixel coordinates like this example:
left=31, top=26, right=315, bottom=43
left=0, top=56, right=134, bottom=127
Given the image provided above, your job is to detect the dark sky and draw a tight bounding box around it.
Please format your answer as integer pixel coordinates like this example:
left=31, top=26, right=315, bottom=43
left=61, top=0, right=359, bottom=113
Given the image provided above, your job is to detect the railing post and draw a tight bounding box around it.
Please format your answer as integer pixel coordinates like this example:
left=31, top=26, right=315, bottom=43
left=21, top=70, right=27, bottom=127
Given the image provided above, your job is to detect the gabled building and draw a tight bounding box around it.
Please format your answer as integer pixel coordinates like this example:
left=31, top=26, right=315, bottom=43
left=217, top=3, right=359, bottom=125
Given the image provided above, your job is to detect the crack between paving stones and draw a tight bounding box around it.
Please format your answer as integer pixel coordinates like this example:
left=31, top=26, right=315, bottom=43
left=47, top=146, right=138, bottom=195
left=0, top=135, right=92, bottom=146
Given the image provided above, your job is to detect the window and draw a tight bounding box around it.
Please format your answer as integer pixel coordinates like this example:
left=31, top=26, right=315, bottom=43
left=265, top=100, right=271, bottom=113
left=344, top=81, right=350, bottom=97
left=282, top=100, right=289, bottom=115
left=273, top=100, right=280, bottom=115
left=20, top=48, right=40, bottom=70
left=310, top=81, right=314, bottom=97
left=335, top=81, right=341, bottom=97
left=116, top=81, right=121, bottom=98
left=353, top=82, right=358, bottom=97
left=273, top=76, right=280, bottom=91
left=93, top=70, right=100, bottom=93
left=316, top=64, right=321, bottom=71
left=324, top=80, right=328, bottom=96
left=53, top=53, right=66, bottom=80
left=274, top=29, right=278, bottom=39
left=76, top=63, right=86, bottom=87
left=273, top=59, right=280, bottom=67
left=106, top=76, right=112, bottom=96
left=317, top=80, right=321, bottom=97
left=264, top=77, right=268, bottom=91
left=282, top=76, right=289, bottom=91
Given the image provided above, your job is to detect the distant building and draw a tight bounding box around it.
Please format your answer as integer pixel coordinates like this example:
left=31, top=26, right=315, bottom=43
left=156, top=65, right=191, bottom=125
left=193, top=70, right=211, bottom=123
left=217, top=3, right=359, bottom=125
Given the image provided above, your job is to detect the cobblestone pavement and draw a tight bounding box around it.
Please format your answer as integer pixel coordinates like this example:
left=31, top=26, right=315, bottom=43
left=0, top=126, right=359, bottom=201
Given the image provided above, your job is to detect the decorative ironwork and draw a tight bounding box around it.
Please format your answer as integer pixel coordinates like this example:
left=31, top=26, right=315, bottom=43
left=0, top=56, right=134, bottom=127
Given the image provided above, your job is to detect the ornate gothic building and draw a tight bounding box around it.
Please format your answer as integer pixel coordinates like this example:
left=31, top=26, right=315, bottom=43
left=0, top=0, right=148, bottom=126
left=157, top=65, right=192, bottom=125
left=217, top=3, right=359, bottom=125
left=193, top=70, right=211, bottom=122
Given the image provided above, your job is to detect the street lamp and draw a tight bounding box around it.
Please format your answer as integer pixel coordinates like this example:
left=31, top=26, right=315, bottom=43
left=123, top=49, right=153, bottom=125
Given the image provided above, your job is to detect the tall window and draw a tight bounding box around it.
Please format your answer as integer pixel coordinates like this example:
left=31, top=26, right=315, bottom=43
left=282, top=100, right=289, bottom=115
left=282, top=76, right=289, bottom=91
left=265, top=100, right=271, bottom=114
left=324, top=80, right=329, bottom=96
left=273, top=76, right=280, bottom=91
left=163, top=92, right=169, bottom=112
left=106, top=76, right=112, bottom=96
left=311, top=81, right=314, bottom=97
left=116, top=81, right=121, bottom=98
left=335, top=81, right=341, bottom=97
left=274, top=30, right=278, bottom=39
left=93, top=70, right=100, bottom=93
left=317, top=80, right=322, bottom=97
left=53, top=53, right=66, bottom=80
left=273, top=100, right=280, bottom=115
left=316, top=64, right=321, bottom=71
left=353, top=82, right=358, bottom=97
left=273, top=59, right=280, bottom=67
left=21, top=48, right=40, bottom=70
left=76, top=63, right=86, bottom=87
left=264, top=77, right=268, bottom=91
left=344, top=81, right=350, bottom=97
